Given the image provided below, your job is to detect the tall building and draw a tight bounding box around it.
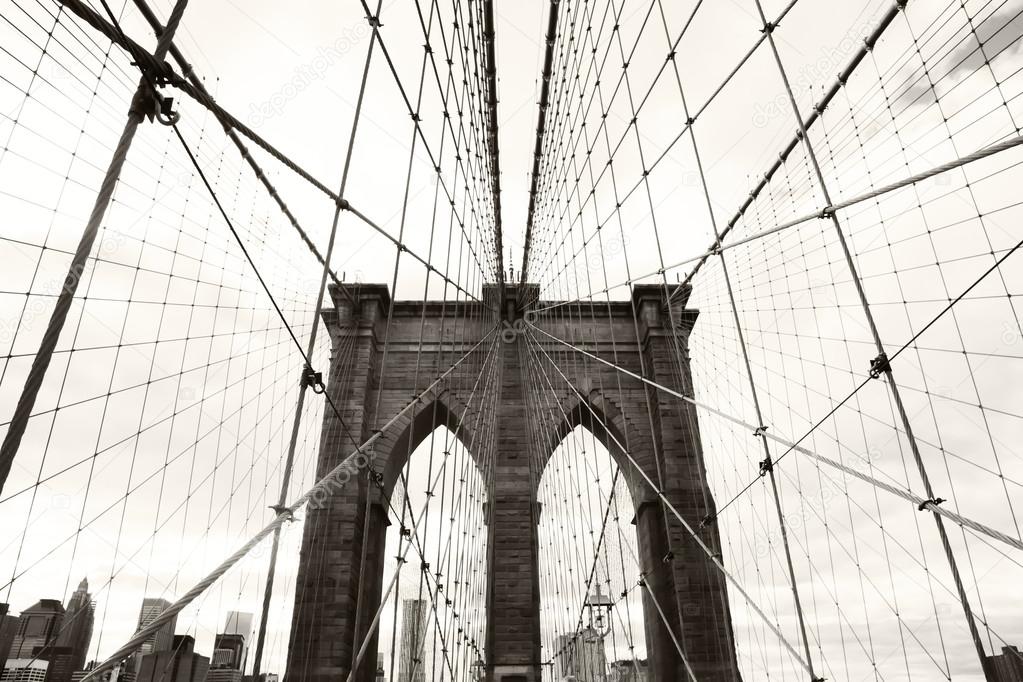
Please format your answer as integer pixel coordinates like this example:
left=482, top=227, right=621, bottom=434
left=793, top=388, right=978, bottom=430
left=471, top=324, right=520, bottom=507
left=136, top=636, right=207, bottom=682
left=207, top=608, right=253, bottom=682
left=9, top=601, right=63, bottom=660
left=608, top=658, right=647, bottom=682
left=210, top=634, right=244, bottom=670
left=133, top=599, right=176, bottom=672
left=216, top=612, right=251, bottom=672
left=220, top=614, right=251, bottom=640
left=0, top=605, right=19, bottom=671
left=396, top=600, right=426, bottom=682
left=1, top=660, right=48, bottom=682
left=71, top=660, right=134, bottom=682
left=206, top=631, right=244, bottom=682
left=986, top=645, right=1023, bottom=682
left=555, top=628, right=607, bottom=682
left=7, top=600, right=75, bottom=682
left=57, top=579, right=94, bottom=677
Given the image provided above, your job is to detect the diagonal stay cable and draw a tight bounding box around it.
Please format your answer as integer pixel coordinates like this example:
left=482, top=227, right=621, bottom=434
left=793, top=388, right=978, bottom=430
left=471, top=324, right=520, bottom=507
left=51, top=0, right=488, bottom=307
left=80, top=323, right=497, bottom=682
left=529, top=131, right=1023, bottom=316
left=525, top=219, right=1023, bottom=556
left=77, top=5, right=499, bottom=675
left=522, top=325, right=817, bottom=678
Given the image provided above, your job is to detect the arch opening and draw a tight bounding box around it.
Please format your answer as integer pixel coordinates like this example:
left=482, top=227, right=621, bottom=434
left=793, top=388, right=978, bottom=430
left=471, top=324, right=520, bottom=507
left=537, top=424, right=649, bottom=682
left=372, top=421, right=489, bottom=682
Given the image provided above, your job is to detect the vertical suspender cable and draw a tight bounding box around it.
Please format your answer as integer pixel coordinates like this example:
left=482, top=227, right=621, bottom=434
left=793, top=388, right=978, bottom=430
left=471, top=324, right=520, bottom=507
left=246, top=0, right=384, bottom=674
left=0, top=0, right=191, bottom=496
left=748, top=0, right=989, bottom=672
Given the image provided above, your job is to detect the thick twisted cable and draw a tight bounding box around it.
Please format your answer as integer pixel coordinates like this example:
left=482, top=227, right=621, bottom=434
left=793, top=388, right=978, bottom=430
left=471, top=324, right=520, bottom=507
left=79, top=328, right=495, bottom=682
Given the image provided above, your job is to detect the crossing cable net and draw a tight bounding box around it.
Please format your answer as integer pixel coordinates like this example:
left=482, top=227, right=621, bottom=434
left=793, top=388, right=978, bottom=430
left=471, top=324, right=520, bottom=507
left=2, top=0, right=1023, bottom=681
left=0, top=0, right=502, bottom=679
left=520, top=0, right=1023, bottom=679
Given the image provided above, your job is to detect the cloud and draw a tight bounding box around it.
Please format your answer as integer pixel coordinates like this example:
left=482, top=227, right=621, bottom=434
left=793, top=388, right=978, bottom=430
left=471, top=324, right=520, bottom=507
left=897, top=1, right=1023, bottom=110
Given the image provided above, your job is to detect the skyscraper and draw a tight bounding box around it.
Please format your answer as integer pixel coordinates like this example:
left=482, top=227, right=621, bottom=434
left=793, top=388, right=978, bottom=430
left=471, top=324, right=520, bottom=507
left=133, top=599, right=176, bottom=664
left=396, top=600, right=427, bottom=682
left=6, top=600, right=74, bottom=682
left=1, top=659, right=48, bottom=682
left=220, top=614, right=252, bottom=640
left=57, top=579, right=94, bottom=677
left=207, top=611, right=252, bottom=682
left=555, top=628, right=607, bottom=682
left=136, top=636, right=207, bottom=682
left=0, top=605, right=19, bottom=671
left=8, top=601, right=63, bottom=660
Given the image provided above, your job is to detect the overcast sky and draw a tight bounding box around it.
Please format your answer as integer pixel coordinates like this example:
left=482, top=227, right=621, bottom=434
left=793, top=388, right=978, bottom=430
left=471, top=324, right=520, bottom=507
left=1, top=0, right=1023, bottom=681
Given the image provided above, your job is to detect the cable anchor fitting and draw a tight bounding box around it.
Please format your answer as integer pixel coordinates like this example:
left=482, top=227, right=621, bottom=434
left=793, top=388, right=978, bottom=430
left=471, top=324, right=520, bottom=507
left=699, top=513, right=716, bottom=528
left=753, top=425, right=769, bottom=438
left=758, top=456, right=773, bottom=477
left=918, top=497, right=946, bottom=511
left=869, top=352, right=891, bottom=379
left=130, top=79, right=180, bottom=126
left=301, top=365, right=325, bottom=393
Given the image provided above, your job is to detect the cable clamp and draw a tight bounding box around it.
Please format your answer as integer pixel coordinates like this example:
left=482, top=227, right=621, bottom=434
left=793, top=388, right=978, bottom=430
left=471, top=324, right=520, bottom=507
left=400, top=525, right=412, bottom=538
left=818, top=205, right=835, bottom=219
left=869, top=352, right=891, bottom=379
left=301, top=365, right=325, bottom=393
left=760, top=21, right=776, bottom=34
left=758, top=456, right=773, bottom=477
left=156, top=95, right=180, bottom=126
left=130, top=81, right=180, bottom=126
left=700, top=513, right=716, bottom=528
left=421, top=561, right=430, bottom=571
left=269, top=504, right=295, bottom=522
left=753, top=425, right=768, bottom=438
left=918, top=497, right=946, bottom=511
left=662, top=550, right=674, bottom=564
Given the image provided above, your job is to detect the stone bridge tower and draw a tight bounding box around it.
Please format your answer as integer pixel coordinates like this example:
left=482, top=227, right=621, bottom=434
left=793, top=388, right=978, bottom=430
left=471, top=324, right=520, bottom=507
left=284, top=283, right=741, bottom=682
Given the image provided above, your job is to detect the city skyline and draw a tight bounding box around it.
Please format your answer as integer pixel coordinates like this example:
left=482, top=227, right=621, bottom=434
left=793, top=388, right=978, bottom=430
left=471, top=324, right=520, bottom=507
left=2, top=593, right=264, bottom=682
